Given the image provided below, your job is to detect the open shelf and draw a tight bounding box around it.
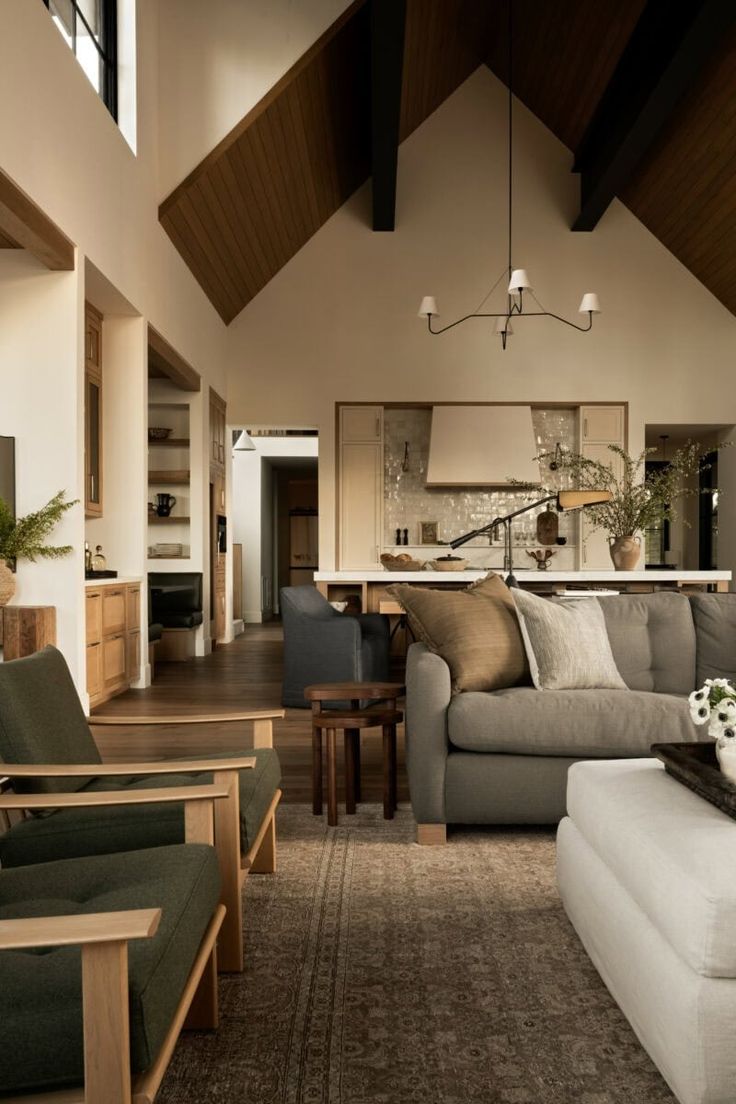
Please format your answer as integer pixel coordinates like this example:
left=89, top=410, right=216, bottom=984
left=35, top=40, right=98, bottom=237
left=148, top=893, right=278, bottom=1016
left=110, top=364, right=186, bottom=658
left=149, top=515, right=191, bottom=524
left=148, top=470, right=190, bottom=484
left=148, top=438, right=190, bottom=448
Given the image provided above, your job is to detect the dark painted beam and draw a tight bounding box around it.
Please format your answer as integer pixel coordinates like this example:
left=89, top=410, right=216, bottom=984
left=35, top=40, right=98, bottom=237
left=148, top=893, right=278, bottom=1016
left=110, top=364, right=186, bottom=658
left=371, top=0, right=407, bottom=231
left=573, top=0, right=736, bottom=232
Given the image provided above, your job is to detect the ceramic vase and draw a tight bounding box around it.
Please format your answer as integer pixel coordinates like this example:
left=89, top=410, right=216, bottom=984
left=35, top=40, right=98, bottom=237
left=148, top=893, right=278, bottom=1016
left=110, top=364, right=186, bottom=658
left=716, top=742, right=736, bottom=785
left=608, top=535, right=642, bottom=570
left=0, top=560, right=15, bottom=606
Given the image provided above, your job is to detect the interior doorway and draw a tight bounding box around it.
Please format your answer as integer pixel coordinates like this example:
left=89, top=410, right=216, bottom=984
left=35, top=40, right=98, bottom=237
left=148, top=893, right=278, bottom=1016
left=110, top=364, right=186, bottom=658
left=271, top=459, right=319, bottom=608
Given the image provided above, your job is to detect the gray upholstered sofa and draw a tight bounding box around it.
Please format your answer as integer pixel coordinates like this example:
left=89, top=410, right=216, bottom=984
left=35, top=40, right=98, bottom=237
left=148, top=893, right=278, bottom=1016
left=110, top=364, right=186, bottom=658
left=406, top=591, right=736, bottom=843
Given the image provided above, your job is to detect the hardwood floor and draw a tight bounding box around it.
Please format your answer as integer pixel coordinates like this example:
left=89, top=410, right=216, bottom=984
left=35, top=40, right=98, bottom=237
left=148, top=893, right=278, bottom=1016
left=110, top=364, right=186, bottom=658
left=92, top=622, right=409, bottom=806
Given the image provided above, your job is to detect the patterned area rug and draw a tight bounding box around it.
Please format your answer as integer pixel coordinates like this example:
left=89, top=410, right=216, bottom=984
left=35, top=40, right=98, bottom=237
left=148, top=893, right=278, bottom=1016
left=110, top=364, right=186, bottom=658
left=158, top=807, right=675, bottom=1104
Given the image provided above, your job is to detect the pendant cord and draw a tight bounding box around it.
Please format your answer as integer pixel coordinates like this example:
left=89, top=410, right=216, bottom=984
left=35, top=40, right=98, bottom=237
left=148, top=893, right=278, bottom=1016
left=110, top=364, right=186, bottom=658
left=507, top=0, right=513, bottom=282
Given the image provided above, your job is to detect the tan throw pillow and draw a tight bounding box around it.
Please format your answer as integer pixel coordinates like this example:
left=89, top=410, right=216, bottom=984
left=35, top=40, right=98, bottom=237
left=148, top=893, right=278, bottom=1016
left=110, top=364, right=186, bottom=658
left=387, top=573, right=530, bottom=693
left=511, top=588, right=628, bottom=691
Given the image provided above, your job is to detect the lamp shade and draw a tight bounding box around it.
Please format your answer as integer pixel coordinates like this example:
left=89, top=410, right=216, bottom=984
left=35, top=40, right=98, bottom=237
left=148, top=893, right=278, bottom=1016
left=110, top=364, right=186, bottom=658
left=508, top=269, right=532, bottom=293
left=233, top=429, right=256, bottom=451
left=557, top=489, right=612, bottom=509
left=418, top=296, right=438, bottom=318
left=578, top=293, right=601, bottom=314
left=494, top=316, right=513, bottom=336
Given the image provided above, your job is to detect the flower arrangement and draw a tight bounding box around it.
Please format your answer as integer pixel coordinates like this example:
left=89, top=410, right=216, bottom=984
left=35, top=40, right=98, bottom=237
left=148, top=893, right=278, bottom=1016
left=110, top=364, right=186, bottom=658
left=0, top=491, right=77, bottom=607
left=689, top=679, right=736, bottom=782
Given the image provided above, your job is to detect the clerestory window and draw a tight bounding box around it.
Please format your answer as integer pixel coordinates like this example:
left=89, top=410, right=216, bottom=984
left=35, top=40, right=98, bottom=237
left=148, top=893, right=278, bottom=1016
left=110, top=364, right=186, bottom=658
left=43, top=0, right=118, bottom=121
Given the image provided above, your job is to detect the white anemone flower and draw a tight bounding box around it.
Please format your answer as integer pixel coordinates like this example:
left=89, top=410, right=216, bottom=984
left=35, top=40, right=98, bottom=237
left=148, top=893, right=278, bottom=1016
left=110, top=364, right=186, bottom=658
left=713, top=699, right=736, bottom=725
left=689, top=688, right=709, bottom=708
left=691, top=703, right=711, bottom=725
left=716, top=726, right=736, bottom=749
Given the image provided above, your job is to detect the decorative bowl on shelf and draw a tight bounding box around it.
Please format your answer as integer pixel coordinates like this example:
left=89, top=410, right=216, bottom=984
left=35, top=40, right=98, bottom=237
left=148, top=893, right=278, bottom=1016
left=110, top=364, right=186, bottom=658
left=380, top=553, right=425, bottom=571
left=148, top=427, right=172, bottom=441
left=429, top=556, right=469, bottom=572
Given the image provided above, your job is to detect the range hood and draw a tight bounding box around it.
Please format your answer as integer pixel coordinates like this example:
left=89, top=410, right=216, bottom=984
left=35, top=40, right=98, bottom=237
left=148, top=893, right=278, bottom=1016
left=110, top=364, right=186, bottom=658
left=426, top=405, right=540, bottom=486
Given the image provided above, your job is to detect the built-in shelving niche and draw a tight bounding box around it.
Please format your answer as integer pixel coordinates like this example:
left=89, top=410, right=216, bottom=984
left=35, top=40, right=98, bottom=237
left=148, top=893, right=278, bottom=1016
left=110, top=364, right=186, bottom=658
left=147, top=402, right=191, bottom=562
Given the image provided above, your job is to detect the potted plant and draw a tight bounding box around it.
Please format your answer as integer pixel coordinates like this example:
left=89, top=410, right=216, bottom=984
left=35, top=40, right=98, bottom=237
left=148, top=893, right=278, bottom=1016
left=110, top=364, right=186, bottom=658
left=533, top=442, right=716, bottom=570
left=0, top=491, right=77, bottom=606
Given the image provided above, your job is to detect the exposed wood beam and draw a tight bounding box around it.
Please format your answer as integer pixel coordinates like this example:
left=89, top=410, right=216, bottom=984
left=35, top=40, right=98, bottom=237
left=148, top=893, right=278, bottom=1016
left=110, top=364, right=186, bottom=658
left=371, top=0, right=407, bottom=231
left=0, top=167, right=74, bottom=270
left=148, top=326, right=201, bottom=392
left=573, top=0, right=736, bottom=232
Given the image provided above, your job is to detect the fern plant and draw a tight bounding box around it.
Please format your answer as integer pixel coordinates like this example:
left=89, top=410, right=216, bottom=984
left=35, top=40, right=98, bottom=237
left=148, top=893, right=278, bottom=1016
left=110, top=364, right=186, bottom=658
left=0, top=491, right=77, bottom=563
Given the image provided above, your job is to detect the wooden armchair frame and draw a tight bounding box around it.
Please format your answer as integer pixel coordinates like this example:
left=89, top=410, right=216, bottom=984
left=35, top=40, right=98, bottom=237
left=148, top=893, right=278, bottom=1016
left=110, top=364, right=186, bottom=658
left=0, top=708, right=284, bottom=972
left=0, top=783, right=229, bottom=1104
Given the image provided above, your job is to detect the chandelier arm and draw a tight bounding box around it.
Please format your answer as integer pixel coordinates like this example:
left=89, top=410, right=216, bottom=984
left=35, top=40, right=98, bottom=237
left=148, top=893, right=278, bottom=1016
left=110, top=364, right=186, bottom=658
left=427, top=312, right=511, bottom=335
left=517, top=310, right=595, bottom=332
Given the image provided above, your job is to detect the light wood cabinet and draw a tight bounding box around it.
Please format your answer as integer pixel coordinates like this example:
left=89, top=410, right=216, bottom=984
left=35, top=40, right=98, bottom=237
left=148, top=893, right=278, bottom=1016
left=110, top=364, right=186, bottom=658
left=340, top=405, right=383, bottom=443
left=209, top=389, right=226, bottom=470
left=339, top=439, right=383, bottom=569
left=581, top=405, right=625, bottom=444
left=86, top=642, right=103, bottom=699
left=84, top=303, right=103, bottom=518
left=86, top=582, right=143, bottom=707
left=579, top=404, right=627, bottom=569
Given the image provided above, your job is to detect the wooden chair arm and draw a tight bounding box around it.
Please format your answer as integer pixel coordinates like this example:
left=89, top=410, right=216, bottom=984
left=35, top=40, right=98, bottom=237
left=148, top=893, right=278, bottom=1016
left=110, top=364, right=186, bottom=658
left=0, top=908, right=161, bottom=951
left=87, top=710, right=284, bottom=725
left=0, top=782, right=230, bottom=812
left=0, top=757, right=256, bottom=778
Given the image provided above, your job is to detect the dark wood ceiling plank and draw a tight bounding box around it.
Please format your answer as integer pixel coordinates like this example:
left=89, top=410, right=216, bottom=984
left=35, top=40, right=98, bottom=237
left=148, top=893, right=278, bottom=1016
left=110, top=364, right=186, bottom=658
left=573, top=1, right=736, bottom=231
left=275, top=92, right=322, bottom=237
left=239, top=124, right=294, bottom=268
left=175, top=194, right=243, bottom=322
left=284, top=76, right=327, bottom=229
left=193, top=174, right=260, bottom=302
left=160, top=204, right=232, bottom=321
left=0, top=167, right=74, bottom=270
left=371, top=0, right=407, bottom=231
left=213, top=155, right=271, bottom=289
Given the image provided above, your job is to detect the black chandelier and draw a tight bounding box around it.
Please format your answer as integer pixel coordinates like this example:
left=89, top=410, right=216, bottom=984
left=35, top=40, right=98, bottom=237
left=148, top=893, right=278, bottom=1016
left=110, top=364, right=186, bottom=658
left=418, top=6, right=600, bottom=350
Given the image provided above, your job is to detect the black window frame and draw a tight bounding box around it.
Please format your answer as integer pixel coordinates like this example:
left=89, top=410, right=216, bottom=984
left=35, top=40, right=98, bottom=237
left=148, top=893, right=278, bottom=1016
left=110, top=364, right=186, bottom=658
left=42, top=0, right=118, bottom=122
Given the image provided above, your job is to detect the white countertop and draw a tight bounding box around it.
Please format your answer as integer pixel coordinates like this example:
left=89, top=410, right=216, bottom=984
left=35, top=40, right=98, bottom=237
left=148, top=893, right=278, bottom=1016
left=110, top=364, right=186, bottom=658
left=315, top=570, right=732, bottom=583
left=85, top=576, right=143, bottom=587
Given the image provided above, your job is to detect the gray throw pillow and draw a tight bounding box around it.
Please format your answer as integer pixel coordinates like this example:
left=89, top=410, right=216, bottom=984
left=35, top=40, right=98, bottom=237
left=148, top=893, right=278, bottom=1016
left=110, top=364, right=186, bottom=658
left=511, top=589, right=628, bottom=691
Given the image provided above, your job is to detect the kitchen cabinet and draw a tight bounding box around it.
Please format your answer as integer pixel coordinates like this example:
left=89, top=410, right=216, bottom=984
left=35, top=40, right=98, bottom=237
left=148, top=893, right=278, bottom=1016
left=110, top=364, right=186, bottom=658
left=579, top=404, right=627, bottom=570
left=209, top=388, right=226, bottom=470
left=86, top=582, right=143, bottom=707
left=340, top=405, right=383, bottom=443
left=84, top=303, right=103, bottom=518
left=339, top=406, right=383, bottom=569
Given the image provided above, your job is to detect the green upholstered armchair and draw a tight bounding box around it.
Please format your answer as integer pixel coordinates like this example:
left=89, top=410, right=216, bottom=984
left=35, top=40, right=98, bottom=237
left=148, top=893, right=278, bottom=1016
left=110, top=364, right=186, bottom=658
left=0, top=646, right=284, bottom=973
left=0, top=782, right=228, bottom=1103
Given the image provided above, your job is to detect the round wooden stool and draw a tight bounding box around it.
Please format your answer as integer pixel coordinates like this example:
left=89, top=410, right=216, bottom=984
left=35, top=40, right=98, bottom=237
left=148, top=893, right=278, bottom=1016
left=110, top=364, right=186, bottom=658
left=304, top=682, right=405, bottom=827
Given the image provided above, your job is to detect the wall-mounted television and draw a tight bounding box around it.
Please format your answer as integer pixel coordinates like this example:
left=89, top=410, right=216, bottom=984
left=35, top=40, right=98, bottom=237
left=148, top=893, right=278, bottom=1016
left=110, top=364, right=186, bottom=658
left=0, top=436, right=16, bottom=516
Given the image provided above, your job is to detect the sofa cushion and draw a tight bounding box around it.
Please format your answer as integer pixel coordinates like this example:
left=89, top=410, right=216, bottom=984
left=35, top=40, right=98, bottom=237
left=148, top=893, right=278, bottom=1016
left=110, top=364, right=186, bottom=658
left=512, top=590, right=627, bottom=691
left=0, top=646, right=101, bottom=795
left=0, top=843, right=219, bottom=1093
left=566, top=759, right=736, bottom=977
left=0, top=747, right=281, bottom=868
left=598, top=592, right=696, bottom=695
left=447, top=687, right=698, bottom=756
left=158, top=611, right=204, bottom=629
left=689, top=593, right=736, bottom=687
left=387, top=573, right=530, bottom=693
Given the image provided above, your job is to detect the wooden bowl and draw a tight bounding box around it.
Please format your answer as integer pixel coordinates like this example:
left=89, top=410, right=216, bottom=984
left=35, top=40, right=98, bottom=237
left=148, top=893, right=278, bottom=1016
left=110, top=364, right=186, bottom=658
left=380, top=553, right=425, bottom=571
left=429, top=557, right=469, bottom=572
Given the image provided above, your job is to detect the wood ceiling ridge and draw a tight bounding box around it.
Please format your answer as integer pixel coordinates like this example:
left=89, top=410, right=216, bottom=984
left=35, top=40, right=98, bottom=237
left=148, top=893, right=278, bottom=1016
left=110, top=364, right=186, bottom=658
left=158, top=0, right=367, bottom=220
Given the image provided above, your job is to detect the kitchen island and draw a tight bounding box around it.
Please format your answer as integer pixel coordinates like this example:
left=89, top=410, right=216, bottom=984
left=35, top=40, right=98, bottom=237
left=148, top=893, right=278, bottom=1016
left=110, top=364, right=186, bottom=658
left=315, top=570, right=731, bottom=613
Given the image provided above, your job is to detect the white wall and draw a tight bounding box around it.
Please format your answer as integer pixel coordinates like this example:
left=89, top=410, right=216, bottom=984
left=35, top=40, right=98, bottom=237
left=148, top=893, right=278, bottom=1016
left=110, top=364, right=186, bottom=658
left=0, top=252, right=86, bottom=682
left=231, top=437, right=319, bottom=622
left=0, top=0, right=229, bottom=691
left=156, top=0, right=352, bottom=197
left=226, top=68, right=736, bottom=579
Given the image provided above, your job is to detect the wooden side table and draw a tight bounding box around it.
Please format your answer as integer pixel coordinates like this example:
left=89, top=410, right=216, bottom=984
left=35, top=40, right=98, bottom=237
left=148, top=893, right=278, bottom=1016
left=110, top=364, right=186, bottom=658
left=304, top=682, right=405, bottom=827
left=1, top=606, right=56, bottom=660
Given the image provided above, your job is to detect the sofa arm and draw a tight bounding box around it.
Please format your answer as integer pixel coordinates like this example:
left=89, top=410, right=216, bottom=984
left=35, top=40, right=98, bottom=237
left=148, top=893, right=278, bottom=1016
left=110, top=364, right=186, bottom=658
left=405, top=643, right=451, bottom=824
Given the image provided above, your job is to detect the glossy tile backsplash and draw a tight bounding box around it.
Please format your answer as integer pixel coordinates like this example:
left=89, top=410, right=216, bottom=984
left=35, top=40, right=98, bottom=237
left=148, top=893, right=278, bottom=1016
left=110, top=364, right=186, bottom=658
left=384, top=406, right=579, bottom=569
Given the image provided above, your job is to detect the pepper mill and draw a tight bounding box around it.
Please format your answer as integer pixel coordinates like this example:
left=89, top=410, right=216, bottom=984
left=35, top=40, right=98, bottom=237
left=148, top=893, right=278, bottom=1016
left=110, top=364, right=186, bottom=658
left=402, top=528, right=409, bottom=546
left=395, top=528, right=402, bottom=546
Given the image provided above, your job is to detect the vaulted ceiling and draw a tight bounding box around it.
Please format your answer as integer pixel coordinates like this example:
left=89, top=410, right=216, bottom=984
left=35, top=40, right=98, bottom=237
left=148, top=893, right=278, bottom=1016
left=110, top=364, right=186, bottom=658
left=158, top=0, right=736, bottom=325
